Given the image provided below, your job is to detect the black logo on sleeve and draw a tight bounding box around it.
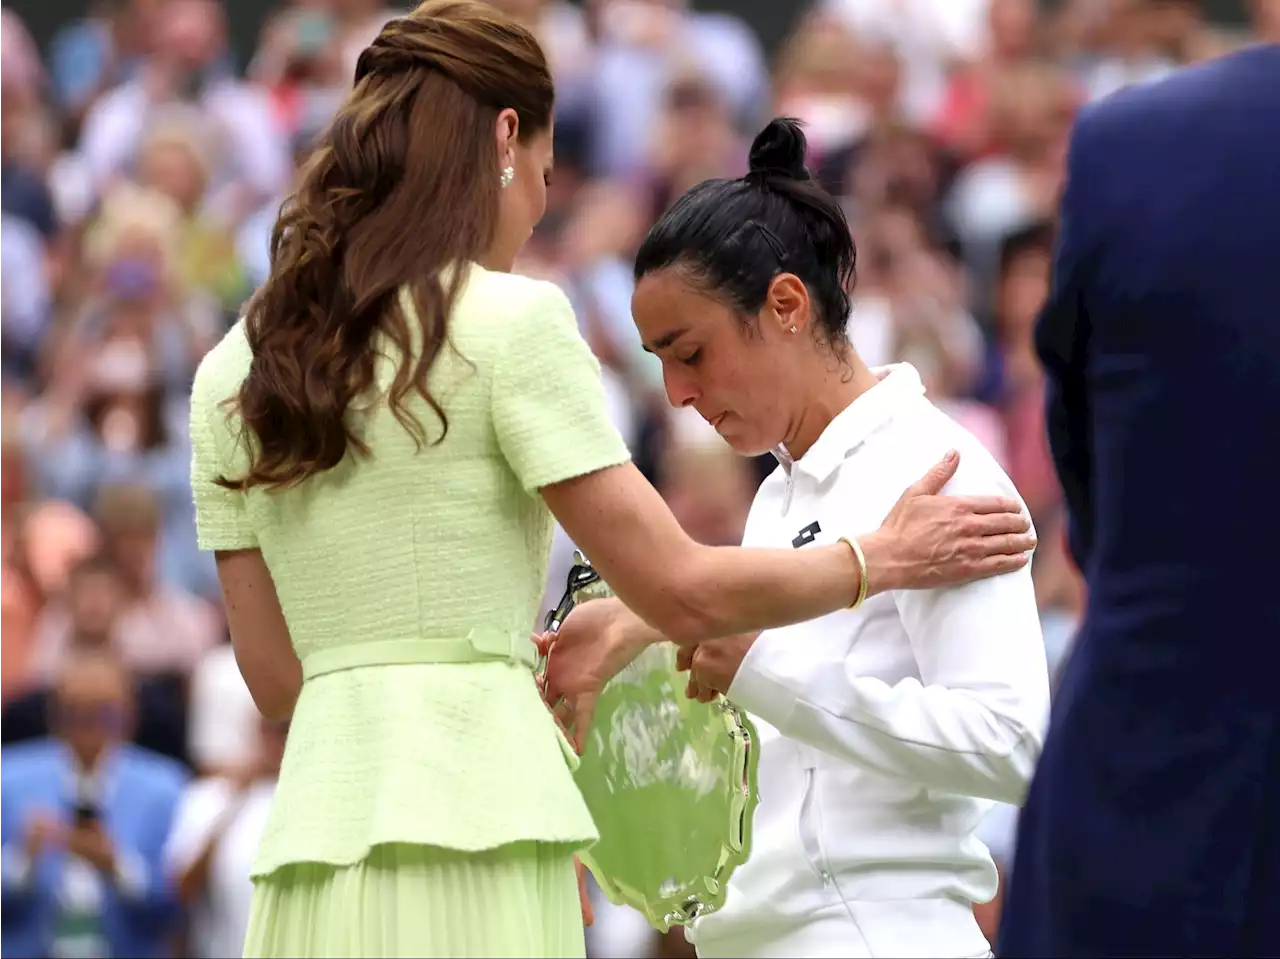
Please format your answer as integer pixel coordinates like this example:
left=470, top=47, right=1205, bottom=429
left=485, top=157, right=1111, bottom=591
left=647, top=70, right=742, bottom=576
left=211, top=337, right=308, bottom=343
left=791, top=521, right=821, bottom=549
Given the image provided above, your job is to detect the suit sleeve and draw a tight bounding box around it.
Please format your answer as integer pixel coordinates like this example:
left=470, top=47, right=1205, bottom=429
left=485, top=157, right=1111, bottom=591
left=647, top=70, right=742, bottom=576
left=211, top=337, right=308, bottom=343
left=1036, top=108, right=1103, bottom=570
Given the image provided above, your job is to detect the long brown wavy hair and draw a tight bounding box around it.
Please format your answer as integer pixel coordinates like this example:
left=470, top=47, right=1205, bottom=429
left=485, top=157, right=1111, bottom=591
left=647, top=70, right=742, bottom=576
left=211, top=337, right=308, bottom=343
left=219, top=0, right=553, bottom=491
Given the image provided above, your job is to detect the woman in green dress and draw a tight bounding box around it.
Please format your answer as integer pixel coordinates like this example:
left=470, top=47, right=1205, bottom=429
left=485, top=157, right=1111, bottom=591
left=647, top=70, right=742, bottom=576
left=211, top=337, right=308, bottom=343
left=188, top=2, right=1036, bottom=956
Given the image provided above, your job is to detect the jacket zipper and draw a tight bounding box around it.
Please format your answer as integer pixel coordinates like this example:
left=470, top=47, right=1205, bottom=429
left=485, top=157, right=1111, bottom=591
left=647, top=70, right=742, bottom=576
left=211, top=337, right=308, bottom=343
left=775, top=445, right=795, bottom=514
left=798, top=767, right=834, bottom=887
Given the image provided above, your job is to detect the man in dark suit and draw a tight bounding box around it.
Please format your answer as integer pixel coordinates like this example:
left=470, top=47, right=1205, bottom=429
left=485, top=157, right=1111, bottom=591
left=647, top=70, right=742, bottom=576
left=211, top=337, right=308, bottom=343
left=997, top=44, right=1280, bottom=958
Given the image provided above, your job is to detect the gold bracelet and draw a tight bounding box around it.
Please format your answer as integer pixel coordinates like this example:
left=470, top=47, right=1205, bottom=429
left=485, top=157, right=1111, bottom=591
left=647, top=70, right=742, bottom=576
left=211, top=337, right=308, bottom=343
left=838, top=536, right=869, bottom=610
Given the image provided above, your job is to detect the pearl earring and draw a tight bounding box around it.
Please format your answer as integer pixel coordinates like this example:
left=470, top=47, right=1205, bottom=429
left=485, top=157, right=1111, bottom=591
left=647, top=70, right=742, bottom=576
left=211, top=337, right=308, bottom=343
left=500, top=166, right=515, bottom=190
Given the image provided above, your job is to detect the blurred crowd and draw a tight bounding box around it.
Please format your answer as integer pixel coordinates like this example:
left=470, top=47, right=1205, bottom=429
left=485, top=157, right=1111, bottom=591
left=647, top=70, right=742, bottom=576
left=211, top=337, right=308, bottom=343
left=1, top=0, right=1274, bottom=956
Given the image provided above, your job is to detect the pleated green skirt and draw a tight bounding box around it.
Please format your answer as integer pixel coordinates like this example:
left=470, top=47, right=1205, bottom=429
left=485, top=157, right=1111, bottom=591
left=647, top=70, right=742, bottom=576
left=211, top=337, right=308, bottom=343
left=241, top=841, right=586, bottom=958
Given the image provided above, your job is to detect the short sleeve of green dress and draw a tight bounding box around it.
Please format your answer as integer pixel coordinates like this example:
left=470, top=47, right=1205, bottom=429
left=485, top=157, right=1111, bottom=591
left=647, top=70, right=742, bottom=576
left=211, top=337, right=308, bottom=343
left=491, top=281, right=628, bottom=492
left=188, top=265, right=631, bottom=880
left=189, top=330, right=258, bottom=552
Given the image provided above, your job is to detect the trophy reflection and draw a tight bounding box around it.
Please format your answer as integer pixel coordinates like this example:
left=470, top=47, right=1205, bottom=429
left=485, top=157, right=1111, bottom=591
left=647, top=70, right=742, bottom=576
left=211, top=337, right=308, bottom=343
left=542, top=553, right=760, bottom=932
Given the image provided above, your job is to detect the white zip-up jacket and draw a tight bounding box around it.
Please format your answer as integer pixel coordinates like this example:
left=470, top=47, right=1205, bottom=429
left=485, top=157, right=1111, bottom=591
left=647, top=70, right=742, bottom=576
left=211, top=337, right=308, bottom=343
left=689, top=364, right=1051, bottom=958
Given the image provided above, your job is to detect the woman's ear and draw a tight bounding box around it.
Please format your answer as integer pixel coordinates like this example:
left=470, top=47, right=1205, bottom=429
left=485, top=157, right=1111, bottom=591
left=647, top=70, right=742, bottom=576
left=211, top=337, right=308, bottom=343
left=765, top=273, right=811, bottom=335
left=495, top=108, right=520, bottom=167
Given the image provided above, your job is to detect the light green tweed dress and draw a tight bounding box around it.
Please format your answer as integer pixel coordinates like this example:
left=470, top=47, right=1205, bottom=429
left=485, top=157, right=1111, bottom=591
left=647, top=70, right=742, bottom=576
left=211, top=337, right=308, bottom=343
left=188, top=263, right=631, bottom=958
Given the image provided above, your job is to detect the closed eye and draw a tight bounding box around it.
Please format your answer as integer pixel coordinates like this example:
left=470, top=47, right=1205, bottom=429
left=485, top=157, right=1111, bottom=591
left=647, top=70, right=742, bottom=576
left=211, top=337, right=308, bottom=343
left=679, top=349, right=701, bottom=366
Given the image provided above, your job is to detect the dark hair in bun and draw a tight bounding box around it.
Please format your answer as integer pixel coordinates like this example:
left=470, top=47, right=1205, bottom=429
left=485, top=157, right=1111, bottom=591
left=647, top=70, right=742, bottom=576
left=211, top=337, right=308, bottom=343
left=635, top=117, right=855, bottom=347
left=746, top=116, right=811, bottom=182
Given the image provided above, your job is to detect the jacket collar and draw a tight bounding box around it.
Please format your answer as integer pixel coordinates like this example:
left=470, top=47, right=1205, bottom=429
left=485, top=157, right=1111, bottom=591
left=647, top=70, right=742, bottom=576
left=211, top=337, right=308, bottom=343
left=772, top=364, right=926, bottom=483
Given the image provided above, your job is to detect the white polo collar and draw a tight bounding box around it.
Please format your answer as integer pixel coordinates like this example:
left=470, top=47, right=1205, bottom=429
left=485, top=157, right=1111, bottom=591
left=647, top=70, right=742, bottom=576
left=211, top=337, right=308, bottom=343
left=772, top=363, right=927, bottom=483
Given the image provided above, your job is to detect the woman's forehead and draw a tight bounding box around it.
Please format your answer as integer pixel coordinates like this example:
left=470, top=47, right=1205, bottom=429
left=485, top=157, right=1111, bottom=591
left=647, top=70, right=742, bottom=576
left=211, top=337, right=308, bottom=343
left=633, top=270, right=732, bottom=345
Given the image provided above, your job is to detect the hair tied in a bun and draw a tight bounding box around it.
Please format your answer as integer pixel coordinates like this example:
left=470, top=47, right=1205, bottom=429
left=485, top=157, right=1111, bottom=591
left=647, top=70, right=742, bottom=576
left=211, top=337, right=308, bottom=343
left=746, top=117, right=812, bottom=183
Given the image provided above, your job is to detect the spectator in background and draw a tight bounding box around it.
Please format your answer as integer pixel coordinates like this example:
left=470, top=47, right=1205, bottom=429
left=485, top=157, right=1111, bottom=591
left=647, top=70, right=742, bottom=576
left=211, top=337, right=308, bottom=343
left=3, top=549, right=197, bottom=764
left=22, top=333, right=189, bottom=516
left=1, top=9, right=59, bottom=240
left=236, top=122, right=330, bottom=293
left=641, top=72, right=747, bottom=220
left=772, top=14, right=874, bottom=158
left=22, top=552, right=108, bottom=689
left=587, top=0, right=768, bottom=177
left=247, top=4, right=347, bottom=143
left=991, top=220, right=1059, bottom=522
left=1, top=213, right=53, bottom=385
left=821, top=0, right=993, bottom=118
left=822, top=122, right=958, bottom=236
left=18, top=271, right=218, bottom=596
left=77, top=0, right=290, bottom=228
left=1077, top=0, right=1177, bottom=100
left=555, top=179, right=656, bottom=400
left=94, top=483, right=220, bottom=670
left=330, top=0, right=406, bottom=81
left=1145, top=0, right=1218, bottom=64
left=0, top=647, right=188, bottom=959
left=185, top=637, right=260, bottom=777
left=43, top=555, right=129, bottom=660
left=0, top=460, right=100, bottom=706
left=46, top=0, right=163, bottom=136
left=165, top=718, right=286, bottom=959
left=67, top=182, right=223, bottom=386
left=946, top=61, right=1077, bottom=306
left=0, top=425, right=45, bottom=702
left=134, top=119, right=250, bottom=313
left=931, top=0, right=1042, bottom=162
left=848, top=205, right=990, bottom=409
left=26, top=485, right=219, bottom=688
left=1254, top=0, right=1280, bottom=42
left=1, top=8, right=43, bottom=107
left=486, top=0, right=600, bottom=145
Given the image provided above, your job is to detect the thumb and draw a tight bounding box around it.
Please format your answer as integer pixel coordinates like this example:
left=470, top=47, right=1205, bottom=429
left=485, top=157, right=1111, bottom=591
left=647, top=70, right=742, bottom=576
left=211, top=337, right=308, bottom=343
left=533, top=632, right=554, bottom=657
left=908, top=450, right=960, bottom=497
left=571, top=695, right=596, bottom=755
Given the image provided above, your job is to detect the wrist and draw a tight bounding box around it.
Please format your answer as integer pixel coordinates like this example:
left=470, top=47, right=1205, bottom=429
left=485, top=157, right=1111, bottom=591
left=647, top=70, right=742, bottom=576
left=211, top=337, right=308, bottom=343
left=609, top=604, right=662, bottom=657
left=855, top=530, right=900, bottom=597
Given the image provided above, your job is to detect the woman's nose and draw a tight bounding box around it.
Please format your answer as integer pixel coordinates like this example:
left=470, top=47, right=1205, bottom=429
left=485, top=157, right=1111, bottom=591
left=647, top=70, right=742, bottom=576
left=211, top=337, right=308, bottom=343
left=662, top=365, right=698, bottom=409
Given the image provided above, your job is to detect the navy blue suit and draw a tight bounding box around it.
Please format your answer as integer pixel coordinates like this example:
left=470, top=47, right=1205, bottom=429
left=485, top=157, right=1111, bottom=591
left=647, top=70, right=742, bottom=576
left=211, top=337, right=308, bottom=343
left=998, top=45, right=1280, bottom=958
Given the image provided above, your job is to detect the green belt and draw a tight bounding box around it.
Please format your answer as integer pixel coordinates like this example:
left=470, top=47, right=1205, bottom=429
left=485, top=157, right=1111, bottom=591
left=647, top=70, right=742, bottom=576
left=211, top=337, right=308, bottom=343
left=301, top=628, right=536, bottom=681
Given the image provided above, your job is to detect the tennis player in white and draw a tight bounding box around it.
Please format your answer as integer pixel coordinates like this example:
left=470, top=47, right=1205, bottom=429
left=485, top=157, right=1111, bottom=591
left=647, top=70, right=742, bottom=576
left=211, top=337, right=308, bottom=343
left=543, top=118, right=1050, bottom=959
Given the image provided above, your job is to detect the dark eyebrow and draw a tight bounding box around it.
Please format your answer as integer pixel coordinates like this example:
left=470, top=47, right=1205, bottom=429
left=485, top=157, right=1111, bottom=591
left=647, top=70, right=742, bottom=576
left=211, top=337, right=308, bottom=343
left=642, top=328, right=689, bottom=354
